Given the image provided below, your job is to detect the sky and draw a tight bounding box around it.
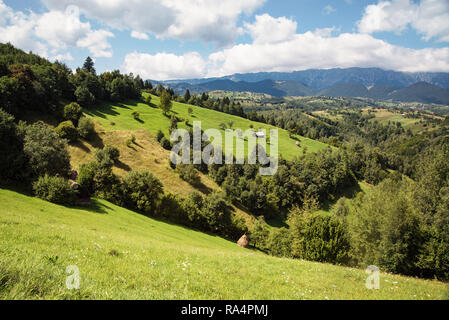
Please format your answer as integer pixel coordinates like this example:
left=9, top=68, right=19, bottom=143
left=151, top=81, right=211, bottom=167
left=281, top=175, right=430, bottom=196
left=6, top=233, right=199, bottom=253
left=1, top=0, right=449, bottom=80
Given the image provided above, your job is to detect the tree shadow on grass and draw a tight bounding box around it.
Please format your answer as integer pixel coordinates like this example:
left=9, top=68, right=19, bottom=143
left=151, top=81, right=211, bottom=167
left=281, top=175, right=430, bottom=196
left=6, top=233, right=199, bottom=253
left=84, top=101, right=131, bottom=119
left=193, top=181, right=213, bottom=195
left=89, top=131, right=105, bottom=150
left=115, top=160, right=131, bottom=172
left=76, top=198, right=113, bottom=215
left=72, top=140, right=91, bottom=153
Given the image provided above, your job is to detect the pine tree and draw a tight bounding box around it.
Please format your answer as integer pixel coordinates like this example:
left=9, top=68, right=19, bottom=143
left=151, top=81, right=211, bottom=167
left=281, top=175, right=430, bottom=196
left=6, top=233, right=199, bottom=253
left=184, top=89, right=191, bottom=102
left=83, top=56, right=96, bottom=74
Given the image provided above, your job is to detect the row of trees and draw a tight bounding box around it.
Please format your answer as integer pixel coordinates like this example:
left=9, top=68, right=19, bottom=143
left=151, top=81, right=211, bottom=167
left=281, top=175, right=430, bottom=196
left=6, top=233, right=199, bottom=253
left=0, top=44, right=143, bottom=119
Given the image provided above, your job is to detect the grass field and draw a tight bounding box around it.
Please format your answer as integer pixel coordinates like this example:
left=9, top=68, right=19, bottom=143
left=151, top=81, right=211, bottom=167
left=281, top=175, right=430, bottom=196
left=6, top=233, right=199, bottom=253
left=84, top=94, right=331, bottom=161
left=1, top=188, right=447, bottom=300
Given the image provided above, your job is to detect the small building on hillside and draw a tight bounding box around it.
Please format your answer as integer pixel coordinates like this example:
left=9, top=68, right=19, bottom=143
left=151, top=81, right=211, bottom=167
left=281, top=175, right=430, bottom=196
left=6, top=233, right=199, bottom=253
left=254, top=131, right=265, bottom=138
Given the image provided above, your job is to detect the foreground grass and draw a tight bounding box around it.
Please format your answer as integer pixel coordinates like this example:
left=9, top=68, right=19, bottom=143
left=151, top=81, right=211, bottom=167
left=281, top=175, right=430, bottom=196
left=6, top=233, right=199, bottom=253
left=84, top=95, right=330, bottom=160
left=1, top=188, right=447, bottom=300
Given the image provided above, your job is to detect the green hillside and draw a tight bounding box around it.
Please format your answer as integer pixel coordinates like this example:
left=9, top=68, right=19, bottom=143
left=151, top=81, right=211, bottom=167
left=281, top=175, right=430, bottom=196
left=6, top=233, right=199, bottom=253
left=1, top=188, right=447, bottom=300
left=85, top=94, right=331, bottom=160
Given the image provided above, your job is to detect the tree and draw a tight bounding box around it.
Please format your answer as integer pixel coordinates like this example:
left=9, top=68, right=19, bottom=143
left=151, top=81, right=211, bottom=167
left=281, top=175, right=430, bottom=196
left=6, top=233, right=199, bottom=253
left=0, top=108, right=27, bottom=182
left=77, top=117, right=95, bottom=139
left=184, top=89, right=191, bottom=102
left=33, top=174, right=77, bottom=205
left=122, top=170, right=164, bottom=215
left=54, top=121, right=79, bottom=143
left=63, top=102, right=83, bottom=126
left=159, top=90, right=172, bottom=115
left=83, top=56, right=96, bottom=74
left=23, top=122, right=71, bottom=178
left=145, top=94, right=152, bottom=105
left=188, top=107, right=193, bottom=116
left=75, top=86, right=95, bottom=108
left=177, top=164, right=201, bottom=186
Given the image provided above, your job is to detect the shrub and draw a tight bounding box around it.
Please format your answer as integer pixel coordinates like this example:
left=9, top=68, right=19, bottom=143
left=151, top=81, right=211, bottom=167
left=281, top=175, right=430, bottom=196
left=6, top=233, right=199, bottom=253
left=145, top=95, right=152, bottom=105
left=156, top=130, right=164, bottom=142
left=55, top=121, right=79, bottom=143
left=160, top=137, right=171, bottom=150
left=0, top=108, right=27, bottom=182
left=33, top=174, right=77, bottom=205
left=122, top=170, right=164, bottom=215
left=125, top=134, right=136, bottom=148
left=78, top=160, right=121, bottom=201
left=177, top=164, right=201, bottom=186
left=63, top=102, right=83, bottom=126
left=95, top=145, right=120, bottom=168
left=24, top=122, right=71, bottom=178
left=266, top=228, right=293, bottom=258
left=77, top=117, right=95, bottom=139
left=132, top=111, right=140, bottom=120
left=301, top=214, right=350, bottom=264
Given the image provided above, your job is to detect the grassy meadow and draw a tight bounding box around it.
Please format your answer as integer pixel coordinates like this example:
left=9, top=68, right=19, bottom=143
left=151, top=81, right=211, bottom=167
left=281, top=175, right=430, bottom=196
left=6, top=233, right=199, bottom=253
left=1, top=188, right=448, bottom=300
left=84, top=94, right=331, bottom=161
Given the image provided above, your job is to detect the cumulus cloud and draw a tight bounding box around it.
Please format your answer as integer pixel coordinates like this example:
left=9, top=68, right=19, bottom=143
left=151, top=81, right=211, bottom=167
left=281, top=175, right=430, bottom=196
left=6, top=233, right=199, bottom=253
left=123, top=52, right=207, bottom=80
left=131, top=31, right=150, bottom=40
left=0, top=0, right=114, bottom=58
left=77, top=30, right=115, bottom=58
left=244, top=14, right=297, bottom=44
left=42, top=0, right=265, bottom=46
left=358, top=0, right=449, bottom=42
left=125, top=14, right=449, bottom=80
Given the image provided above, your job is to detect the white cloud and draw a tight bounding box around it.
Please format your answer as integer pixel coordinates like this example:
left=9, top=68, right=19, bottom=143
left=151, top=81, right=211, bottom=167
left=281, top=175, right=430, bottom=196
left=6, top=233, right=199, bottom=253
left=35, top=11, right=91, bottom=49
left=358, top=0, right=449, bottom=42
left=131, top=31, right=150, bottom=40
left=323, top=5, right=336, bottom=15
left=42, top=0, right=265, bottom=46
left=244, top=14, right=297, bottom=44
left=50, top=52, right=74, bottom=62
left=0, top=0, right=114, bottom=58
left=207, top=28, right=449, bottom=77
left=123, top=51, right=207, bottom=80
left=123, top=13, right=449, bottom=80
left=77, top=30, right=115, bottom=58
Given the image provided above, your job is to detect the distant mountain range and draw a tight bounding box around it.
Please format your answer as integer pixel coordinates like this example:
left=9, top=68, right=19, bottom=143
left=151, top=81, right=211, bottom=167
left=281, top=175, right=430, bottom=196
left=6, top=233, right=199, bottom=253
left=153, top=68, right=449, bottom=105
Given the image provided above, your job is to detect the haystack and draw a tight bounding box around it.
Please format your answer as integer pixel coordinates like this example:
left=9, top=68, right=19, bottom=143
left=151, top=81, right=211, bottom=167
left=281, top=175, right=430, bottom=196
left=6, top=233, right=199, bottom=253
left=237, top=234, right=249, bottom=248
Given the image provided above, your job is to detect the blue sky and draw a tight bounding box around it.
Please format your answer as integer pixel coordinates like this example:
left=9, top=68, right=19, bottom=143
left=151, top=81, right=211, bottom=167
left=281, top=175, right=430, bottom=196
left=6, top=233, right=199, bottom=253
left=1, top=0, right=449, bottom=79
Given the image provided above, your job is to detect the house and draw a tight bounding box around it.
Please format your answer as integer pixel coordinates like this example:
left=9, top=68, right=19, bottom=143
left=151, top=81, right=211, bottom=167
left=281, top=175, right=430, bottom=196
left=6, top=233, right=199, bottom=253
left=254, top=131, right=265, bottom=138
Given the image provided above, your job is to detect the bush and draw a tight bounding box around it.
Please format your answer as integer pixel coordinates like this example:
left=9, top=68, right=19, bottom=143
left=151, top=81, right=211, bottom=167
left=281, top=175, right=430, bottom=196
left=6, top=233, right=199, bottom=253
left=122, top=170, right=164, bottom=215
left=125, top=134, right=136, bottom=148
left=0, top=108, right=27, bottom=182
left=301, top=215, right=350, bottom=264
left=63, top=102, right=82, bottom=126
left=177, top=164, right=201, bottom=186
left=77, top=117, right=95, bottom=139
left=55, top=121, right=79, bottom=143
left=132, top=111, right=140, bottom=120
left=33, top=174, right=77, bottom=205
left=266, top=228, right=293, bottom=258
left=156, top=130, right=164, bottom=142
left=94, top=145, right=120, bottom=168
left=77, top=160, right=121, bottom=201
left=160, top=137, right=171, bottom=150
left=24, top=122, right=71, bottom=178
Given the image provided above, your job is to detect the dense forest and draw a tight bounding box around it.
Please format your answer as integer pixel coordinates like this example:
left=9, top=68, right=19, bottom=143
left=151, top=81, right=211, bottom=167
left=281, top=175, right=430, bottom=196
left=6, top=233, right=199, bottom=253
left=1, top=43, right=448, bottom=281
